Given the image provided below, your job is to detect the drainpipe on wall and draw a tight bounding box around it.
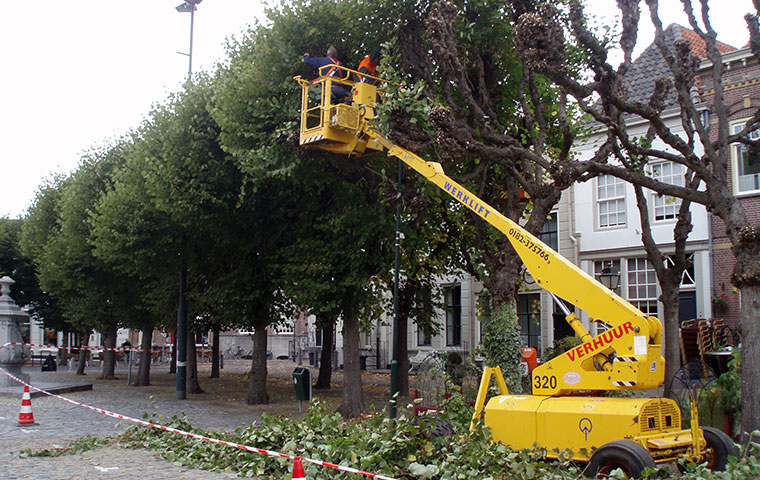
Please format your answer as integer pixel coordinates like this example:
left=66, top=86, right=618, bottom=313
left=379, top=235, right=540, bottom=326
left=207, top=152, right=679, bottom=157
left=567, top=185, right=586, bottom=336
left=708, top=211, right=715, bottom=318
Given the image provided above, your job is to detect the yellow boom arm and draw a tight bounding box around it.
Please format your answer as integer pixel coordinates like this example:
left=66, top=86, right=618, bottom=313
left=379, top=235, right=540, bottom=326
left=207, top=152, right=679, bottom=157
left=295, top=77, right=665, bottom=395
left=361, top=125, right=665, bottom=394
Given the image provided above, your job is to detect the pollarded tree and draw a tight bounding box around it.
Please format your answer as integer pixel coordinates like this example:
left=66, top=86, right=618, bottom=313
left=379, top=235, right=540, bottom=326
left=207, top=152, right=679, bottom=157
left=515, top=0, right=760, bottom=437
left=201, top=172, right=298, bottom=405
left=89, top=153, right=176, bottom=386
left=211, top=0, right=401, bottom=417
left=30, top=142, right=143, bottom=379
left=92, top=77, right=245, bottom=392
left=382, top=0, right=595, bottom=313
left=18, top=180, right=73, bottom=340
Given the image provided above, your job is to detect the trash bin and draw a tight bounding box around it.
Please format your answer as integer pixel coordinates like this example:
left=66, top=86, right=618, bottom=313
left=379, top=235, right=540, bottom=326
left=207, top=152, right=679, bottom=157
left=293, top=367, right=312, bottom=402
left=41, top=354, right=57, bottom=372
left=360, top=355, right=367, bottom=371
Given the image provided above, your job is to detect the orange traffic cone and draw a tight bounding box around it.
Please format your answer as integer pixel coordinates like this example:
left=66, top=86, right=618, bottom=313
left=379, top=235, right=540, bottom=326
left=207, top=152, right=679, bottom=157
left=292, top=456, right=306, bottom=479
left=17, top=384, right=38, bottom=426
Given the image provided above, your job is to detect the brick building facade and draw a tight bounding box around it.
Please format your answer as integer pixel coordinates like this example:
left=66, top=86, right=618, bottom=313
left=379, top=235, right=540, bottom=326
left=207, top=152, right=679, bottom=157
left=699, top=46, right=760, bottom=324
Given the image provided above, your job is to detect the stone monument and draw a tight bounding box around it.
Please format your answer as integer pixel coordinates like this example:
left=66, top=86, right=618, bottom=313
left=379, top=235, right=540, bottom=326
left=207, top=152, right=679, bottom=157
left=0, top=276, right=31, bottom=387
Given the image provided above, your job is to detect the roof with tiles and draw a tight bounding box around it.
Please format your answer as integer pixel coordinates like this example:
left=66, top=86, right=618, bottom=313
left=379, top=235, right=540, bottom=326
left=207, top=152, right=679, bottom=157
left=622, top=24, right=736, bottom=108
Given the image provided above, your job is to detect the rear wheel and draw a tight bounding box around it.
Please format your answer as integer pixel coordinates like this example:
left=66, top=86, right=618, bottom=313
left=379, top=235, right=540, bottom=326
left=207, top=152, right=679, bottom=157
left=702, top=426, right=737, bottom=471
left=418, top=416, right=455, bottom=441
left=584, top=440, right=656, bottom=478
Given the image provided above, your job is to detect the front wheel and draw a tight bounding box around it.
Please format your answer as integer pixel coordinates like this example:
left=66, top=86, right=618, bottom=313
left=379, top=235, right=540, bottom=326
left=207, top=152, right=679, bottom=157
left=584, top=440, right=655, bottom=478
left=702, top=426, right=738, bottom=471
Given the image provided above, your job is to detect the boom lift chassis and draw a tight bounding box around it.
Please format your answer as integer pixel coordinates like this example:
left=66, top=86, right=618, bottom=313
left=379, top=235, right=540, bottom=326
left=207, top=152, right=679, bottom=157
left=294, top=69, right=736, bottom=477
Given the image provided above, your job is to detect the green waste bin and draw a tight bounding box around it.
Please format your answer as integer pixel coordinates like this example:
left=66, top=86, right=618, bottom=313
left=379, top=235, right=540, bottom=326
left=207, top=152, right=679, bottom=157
left=293, top=367, right=312, bottom=402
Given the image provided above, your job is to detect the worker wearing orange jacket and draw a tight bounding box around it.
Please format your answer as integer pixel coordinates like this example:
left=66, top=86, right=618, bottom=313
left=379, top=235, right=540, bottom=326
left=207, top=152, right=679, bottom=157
left=357, top=47, right=381, bottom=85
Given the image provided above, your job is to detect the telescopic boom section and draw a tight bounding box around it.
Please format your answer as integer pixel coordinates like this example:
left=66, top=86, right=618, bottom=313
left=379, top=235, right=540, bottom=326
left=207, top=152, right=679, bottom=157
left=295, top=76, right=665, bottom=395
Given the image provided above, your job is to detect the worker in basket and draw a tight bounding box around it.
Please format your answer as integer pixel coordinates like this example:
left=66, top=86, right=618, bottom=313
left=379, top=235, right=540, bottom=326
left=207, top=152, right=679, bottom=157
left=303, top=45, right=349, bottom=104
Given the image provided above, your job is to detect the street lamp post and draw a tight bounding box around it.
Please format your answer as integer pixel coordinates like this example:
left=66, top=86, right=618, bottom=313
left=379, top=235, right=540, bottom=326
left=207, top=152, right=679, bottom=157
left=389, top=159, right=402, bottom=420
left=174, top=0, right=202, bottom=401
left=176, top=0, right=202, bottom=78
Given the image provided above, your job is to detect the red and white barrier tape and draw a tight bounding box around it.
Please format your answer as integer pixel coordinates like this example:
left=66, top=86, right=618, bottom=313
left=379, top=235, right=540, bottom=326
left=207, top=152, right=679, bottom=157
left=0, top=365, right=398, bottom=480
left=1, top=342, right=144, bottom=353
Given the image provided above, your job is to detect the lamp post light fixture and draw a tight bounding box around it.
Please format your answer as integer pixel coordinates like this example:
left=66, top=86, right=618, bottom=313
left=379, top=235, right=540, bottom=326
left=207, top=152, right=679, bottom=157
left=173, top=0, right=202, bottom=401
left=176, top=0, right=203, bottom=78
left=598, top=262, right=621, bottom=291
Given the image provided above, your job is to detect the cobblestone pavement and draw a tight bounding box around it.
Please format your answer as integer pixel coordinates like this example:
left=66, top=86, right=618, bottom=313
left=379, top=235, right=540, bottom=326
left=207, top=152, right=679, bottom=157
left=0, top=360, right=392, bottom=479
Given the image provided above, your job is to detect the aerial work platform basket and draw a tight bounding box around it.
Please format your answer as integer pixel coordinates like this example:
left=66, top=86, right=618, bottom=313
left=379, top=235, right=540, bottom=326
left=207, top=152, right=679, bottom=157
left=294, top=65, right=384, bottom=156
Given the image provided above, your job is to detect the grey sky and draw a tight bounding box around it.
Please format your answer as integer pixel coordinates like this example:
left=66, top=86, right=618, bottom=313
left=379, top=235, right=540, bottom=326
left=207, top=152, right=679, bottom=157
left=0, top=0, right=755, bottom=218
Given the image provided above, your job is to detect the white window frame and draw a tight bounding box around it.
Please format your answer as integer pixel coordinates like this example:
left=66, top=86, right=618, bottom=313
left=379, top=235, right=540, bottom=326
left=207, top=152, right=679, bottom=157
left=596, top=174, right=627, bottom=229
left=627, top=257, right=658, bottom=317
left=731, top=120, right=760, bottom=195
left=649, top=161, right=684, bottom=222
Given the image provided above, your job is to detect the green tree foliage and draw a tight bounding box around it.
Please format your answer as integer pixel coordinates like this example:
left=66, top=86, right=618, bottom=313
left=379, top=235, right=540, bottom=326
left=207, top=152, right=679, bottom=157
left=123, top=397, right=760, bottom=479
left=211, top=0, right=404, bottom=417
left=21, top=143, right=144, bottom=378
left=18, top=179, right=70, bottom=333
left=0, top=217, right=64, bottom=333
left=91, top=77, right=248, bottom=391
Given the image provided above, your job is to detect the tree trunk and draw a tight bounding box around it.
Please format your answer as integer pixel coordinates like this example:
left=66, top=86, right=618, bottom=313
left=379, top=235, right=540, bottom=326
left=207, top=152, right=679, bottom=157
left=59, top=332, right=69, bottom=366
left=134, top=325, right=152, bottom=386
left=315, top=322, right=334, bottom=389
left=75, top=332, right=87, bottom=376
left=338, top=302, right=364, bottom=418
left=631, top=177, right=696, bottom=400
left=729, top=225, right=760, bottom=440
left=100, top=323, right=118, bottom=379
left=210, top=325, right=220, bottom=378
left=186, top=332, right=203, bottom=394
left=660, top=286, right=681, bottom=398
left=170, top=334, right=177, bottom=374
left=482, top=248, right=522, bottom=310
left=246, top=328, right=269, bottom=404
left=739, top=283, right=760, bottom=441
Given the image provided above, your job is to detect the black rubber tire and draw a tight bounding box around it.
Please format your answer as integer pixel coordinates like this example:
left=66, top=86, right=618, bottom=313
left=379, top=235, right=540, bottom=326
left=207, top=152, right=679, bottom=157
left=702, top=426, right=738, bottom=471
left=418, top=416, right=455, bottom=441
left=584, top=440, right=656, bottom=478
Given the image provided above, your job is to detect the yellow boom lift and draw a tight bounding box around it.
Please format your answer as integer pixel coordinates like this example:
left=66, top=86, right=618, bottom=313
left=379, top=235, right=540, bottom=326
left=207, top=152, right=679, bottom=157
left=294, top=67, right=736, bottom=477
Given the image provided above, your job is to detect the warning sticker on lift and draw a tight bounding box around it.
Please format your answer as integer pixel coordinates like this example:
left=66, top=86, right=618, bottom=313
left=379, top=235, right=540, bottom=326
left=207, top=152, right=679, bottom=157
left=563, top=371, right=581, bottom=385
left=634, top=335, right=647, bottom=355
